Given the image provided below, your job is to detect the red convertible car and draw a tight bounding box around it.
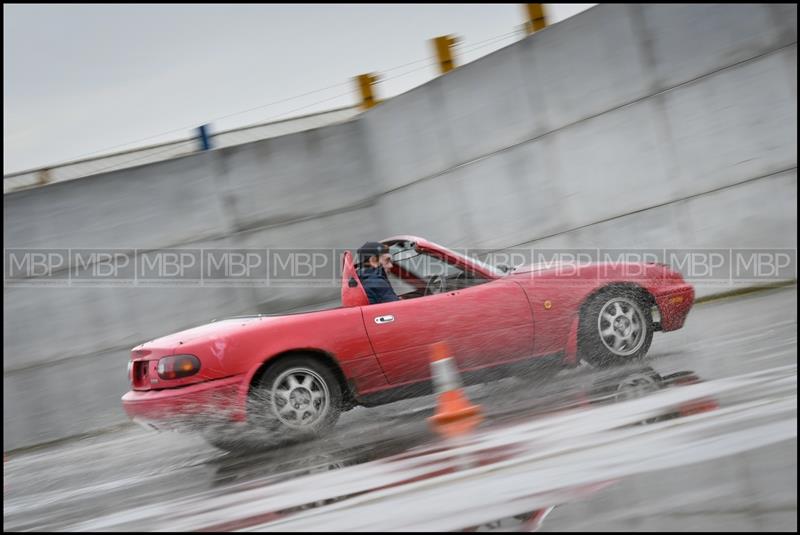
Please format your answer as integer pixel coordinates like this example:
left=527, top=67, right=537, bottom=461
left=122, top=236, right=694, bottom=448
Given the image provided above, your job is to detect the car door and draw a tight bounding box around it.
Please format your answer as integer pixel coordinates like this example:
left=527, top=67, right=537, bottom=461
left=362, top=278, right=534, bottom=385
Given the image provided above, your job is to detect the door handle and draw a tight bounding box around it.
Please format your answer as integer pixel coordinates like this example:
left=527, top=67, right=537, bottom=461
left=374, top=315, right=395, bottom=324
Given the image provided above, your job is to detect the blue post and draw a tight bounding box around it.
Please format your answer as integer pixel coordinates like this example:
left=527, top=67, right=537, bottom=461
left=197, top=124, right=212, bottom=151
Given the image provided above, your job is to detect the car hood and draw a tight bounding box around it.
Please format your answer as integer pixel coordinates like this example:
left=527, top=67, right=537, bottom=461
left=132, top=316, right=275, bottom=354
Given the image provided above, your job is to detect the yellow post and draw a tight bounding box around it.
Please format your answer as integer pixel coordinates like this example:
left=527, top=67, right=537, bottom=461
left=356, top=73, right=379, bottom=110
left=432, top=35, right=458, bottom=74
left=525, top=4, right=547, bottom=34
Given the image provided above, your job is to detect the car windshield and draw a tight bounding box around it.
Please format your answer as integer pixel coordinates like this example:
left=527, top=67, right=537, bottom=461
left=396, top=252, right=462, bottom=279
left=387, top=241, right=504, bottom=278
left=449, top=248, right=505, bottom=277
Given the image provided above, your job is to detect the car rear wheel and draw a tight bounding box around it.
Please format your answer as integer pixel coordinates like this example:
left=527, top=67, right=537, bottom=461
left=249, top=355, right=342, bottom=440
left=579, top=289, right=654, bottom=367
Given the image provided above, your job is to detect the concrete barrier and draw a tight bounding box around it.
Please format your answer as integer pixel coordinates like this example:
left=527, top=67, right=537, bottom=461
left=3, top=3, right=796, bottom=450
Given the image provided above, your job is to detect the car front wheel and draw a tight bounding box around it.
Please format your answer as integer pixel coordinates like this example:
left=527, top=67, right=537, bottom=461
left=249, top=355, right=342, bottom=440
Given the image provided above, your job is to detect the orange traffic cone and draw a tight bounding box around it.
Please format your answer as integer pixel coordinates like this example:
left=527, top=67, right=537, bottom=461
left=428, top=342, right=483, bottom=436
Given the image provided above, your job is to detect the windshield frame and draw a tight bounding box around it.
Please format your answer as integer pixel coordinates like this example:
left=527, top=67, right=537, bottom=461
left=381, top=236, right=504, bottom=279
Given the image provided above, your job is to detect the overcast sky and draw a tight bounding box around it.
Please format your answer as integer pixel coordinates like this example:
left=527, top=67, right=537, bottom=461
left=3, top=4, right=594, bottom=174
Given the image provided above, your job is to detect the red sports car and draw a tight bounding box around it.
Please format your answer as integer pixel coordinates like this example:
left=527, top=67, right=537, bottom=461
left=122, top=236, right=694, bottom=448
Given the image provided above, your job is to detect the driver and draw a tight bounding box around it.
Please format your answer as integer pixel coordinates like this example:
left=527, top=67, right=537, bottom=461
left=356, top=241, right=400, bottom=304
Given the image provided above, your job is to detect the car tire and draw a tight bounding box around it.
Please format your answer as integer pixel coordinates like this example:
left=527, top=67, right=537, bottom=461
left=579, top=288, right=654, bottom=367
left=248, top=355, right=342, bottom=441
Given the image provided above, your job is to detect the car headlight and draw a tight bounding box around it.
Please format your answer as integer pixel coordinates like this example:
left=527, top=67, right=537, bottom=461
left=156, top=355, right=201, bottom=380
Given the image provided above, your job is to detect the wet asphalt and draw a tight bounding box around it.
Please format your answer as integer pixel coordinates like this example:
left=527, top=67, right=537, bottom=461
left=3, top=286, right=796, bottom=531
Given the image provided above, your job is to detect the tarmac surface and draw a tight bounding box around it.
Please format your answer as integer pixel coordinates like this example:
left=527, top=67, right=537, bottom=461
left=3, top=286, right=796, bottom=531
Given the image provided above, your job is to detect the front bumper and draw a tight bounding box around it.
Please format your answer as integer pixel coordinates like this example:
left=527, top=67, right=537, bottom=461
left=122, top=375, right=247, bottom=431
left=654, top=284, right=695, bottom=331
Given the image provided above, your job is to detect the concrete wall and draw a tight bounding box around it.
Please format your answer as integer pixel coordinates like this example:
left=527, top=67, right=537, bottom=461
left=3, top=106, right=360, bottom=194
left=3, top=4, right=796, bottom=450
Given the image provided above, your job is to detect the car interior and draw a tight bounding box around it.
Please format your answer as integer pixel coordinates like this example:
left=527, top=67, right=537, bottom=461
left=340, top=240, right=490, bottom=307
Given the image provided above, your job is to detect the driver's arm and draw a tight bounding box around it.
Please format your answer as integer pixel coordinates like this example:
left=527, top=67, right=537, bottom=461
left=373, top=280, right=400, bottom=303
